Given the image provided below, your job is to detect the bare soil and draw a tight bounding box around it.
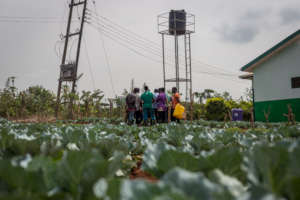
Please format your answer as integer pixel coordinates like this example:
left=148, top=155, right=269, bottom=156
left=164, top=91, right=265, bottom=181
left=12, top=116, right=57, bottom=123
left=130, top=160, right=158, bottom=183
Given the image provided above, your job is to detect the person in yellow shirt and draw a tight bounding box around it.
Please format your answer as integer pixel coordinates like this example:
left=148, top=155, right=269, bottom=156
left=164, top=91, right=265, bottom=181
left=171, top=87, right=180, bottom=123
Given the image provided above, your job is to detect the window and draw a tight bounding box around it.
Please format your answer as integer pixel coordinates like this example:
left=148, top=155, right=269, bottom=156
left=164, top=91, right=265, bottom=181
left=291, top=77, right=300, bottom=88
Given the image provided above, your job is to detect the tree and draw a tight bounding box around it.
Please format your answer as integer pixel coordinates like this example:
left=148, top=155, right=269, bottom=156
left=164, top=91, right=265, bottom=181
left=0, top=77, right=18, bottom=118
left=221, top=91, right=232, bottom=101
left=203, top=89, right=215, bottom=99
left=23, top=86, right=56, bottom=118
left=80, top=91, right=93, bottom=117
left=194, top=92, right=206, bottom=104
left=193, top=89, right=215, bottom=104
left=0, top=88, right=17, bottom=118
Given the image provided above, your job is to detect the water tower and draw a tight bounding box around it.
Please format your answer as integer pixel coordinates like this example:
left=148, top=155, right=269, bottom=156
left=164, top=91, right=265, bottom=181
left=158, top=10, right=195, bottom=102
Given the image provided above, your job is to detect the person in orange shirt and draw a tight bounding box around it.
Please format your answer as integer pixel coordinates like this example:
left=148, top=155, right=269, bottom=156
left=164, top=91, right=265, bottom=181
left=171, top=87, right=180, bottom=122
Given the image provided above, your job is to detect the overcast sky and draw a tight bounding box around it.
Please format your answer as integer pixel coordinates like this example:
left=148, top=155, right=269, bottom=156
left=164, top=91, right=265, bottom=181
left=0, top=0, right=300, bottom=99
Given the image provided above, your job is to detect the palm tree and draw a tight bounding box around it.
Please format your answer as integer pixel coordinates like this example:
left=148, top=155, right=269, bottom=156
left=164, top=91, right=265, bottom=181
left=203, top=89, right=215, bottom=99
left=80, top=91, right=92, bottom=117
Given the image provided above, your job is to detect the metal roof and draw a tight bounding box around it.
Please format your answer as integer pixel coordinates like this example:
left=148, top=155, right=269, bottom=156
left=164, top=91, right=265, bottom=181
left=239, top=73, right=253, bottom=80
left=240, top=29, right=300, bottom=72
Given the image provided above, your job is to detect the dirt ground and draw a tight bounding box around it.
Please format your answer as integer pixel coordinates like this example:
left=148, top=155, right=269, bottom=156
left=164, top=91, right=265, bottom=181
left=130, top=160, right=158, bottom=183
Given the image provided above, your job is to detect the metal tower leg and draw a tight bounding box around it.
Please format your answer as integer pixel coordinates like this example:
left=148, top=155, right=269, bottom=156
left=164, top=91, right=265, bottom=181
left=188, top=33, right=192, bottom=103
left=184, top=34, right=188, bottom=102
left=188, top=33, right=193, bottom=120
left=162, top=34, right=166, bottom=89
left=175, top=35, right=179, bottom=91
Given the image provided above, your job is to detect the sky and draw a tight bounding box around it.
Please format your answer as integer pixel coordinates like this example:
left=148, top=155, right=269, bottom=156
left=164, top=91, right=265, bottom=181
left=0, top=0, right=300, bottom=100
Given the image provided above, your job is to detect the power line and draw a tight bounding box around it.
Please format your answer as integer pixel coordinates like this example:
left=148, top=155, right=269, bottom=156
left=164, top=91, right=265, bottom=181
left=88, top=23, right=163, bottom=64
left=0, top=15, right=79, bottom=24
left=0, top=14, right=246, bottom=86
left=54, top=40, right=64, bottom=59
left=88, top=11, right=191, bottom=65
left=0, top=13, right=241, bottom=76
left=87, top=12, right=184, bottom=68
left=89, top=22, right=248, bottom=86
left=87, top=10, right=240, bottom=75
left=87, top=12, right=166, bottom=54
left=0, top=19, right=67, bottom=23
left=87, top=20, right=169, bottom=62
left=88, top=15, right=170, bottom=59
left=0, top=16, right=61, bottom=19
left=68, top=38, right=79, bottom=62
left=83, top=37, right=96, bottom=90
left=59, top=0, right=69, bottom=35
left=91, top=1, right=116, bottom=96
left=87, top=12, right=241, bottom=77
left=88, top=20, right=242, bottom=79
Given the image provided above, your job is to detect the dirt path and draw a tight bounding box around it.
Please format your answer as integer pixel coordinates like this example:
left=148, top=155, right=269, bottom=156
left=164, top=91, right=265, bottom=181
left=130, top=160, right=158, bottom=183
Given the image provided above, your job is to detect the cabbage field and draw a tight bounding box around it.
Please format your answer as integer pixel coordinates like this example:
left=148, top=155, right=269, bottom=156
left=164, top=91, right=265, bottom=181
left=0, top=118, right=300, bottom=200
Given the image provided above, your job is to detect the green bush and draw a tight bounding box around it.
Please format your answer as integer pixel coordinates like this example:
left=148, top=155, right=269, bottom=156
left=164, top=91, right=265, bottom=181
left=239, top=101, right=253, bottom=121
left=205, top=97, right=227, bottom=121
left=0, top=88, right=17, bottom=118
left=23, top=86, right=56, bottom=117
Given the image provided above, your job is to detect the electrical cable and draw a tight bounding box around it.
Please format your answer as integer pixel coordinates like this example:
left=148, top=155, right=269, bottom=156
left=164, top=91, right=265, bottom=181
left=88, top=23, right=163, bottom=64
left=54, top=40, right=64, bottom=59
left=87, top=12, right=167, bottom=55
left=87, top=12, right=189, bottom=68
left=87, top=15, right=188, bottom=67
left=88, top=16, right=169, bottom=58
left=87, top=12, right=241, bottom=77
left=68, top=38, right=79, bottom=62
left=87, top=19, right=171, bottom=63
left=91, top=1, right=117, bottom=96
left=83, top=37, right=96, bottom=90
left=88, top=22, right=248, bottom=85
left=0, top=13, right=241, bottom=76
left=88, top=20, right=242, bottom=79
left=0, top=16, right=61, bottom=19
left=87, top=3, right=249, bottom=87
left=51, top=1, right=248, bottom=89
left=59, top=0, right=69, bottom=35
left=0, top=19, right=67, bottom=23
left=87, top=10, right=240, bottom=75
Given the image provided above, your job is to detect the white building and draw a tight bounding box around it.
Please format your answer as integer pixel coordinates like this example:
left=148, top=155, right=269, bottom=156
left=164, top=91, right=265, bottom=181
left=240, top=29, right=300, bottom=122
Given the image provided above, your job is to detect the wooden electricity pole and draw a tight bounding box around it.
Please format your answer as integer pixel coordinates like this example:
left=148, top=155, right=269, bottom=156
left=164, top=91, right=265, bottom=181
left=55, top=0, right=88, bottom=119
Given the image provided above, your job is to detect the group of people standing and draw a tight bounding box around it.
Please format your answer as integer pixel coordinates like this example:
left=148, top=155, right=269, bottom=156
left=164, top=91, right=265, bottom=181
left=125, top=86, right=181, bottom=125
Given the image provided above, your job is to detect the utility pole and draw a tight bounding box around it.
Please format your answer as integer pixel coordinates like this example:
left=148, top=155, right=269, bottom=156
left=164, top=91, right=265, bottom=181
left=55, top=0, right=88, bottom=119
left=130, top=79, right=135, bottom=93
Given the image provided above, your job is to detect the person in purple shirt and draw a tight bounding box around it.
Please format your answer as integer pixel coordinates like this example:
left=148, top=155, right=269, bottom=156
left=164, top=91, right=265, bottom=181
left=156, top=88, right=168, bottom=123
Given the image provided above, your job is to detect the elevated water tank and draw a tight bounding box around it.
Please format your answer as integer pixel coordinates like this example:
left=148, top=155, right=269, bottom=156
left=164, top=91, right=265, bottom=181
left=169, top=10, right=186, bottom=35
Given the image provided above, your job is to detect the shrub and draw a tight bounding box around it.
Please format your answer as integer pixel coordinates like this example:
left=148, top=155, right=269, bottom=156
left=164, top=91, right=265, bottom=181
left=193, top=103, right=205, bottom=120
left=205, top=97, right=227, bottom=121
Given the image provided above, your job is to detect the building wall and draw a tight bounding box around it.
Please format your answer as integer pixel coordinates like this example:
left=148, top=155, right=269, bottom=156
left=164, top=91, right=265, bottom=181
left=254, top=98, right=300, bottom=122
left=253, top=40, right=300, bottom=102
left=253, top=40, right=300, bottom=122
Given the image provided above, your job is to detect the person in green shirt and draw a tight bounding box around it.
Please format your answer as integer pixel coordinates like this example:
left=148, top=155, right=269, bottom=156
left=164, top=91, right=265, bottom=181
left=141, top=85, right=155, bottom=125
